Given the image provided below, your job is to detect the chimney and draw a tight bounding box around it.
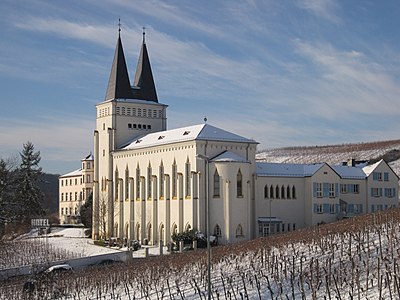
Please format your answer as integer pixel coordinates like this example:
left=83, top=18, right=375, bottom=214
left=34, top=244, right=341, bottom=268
left=347, top=158, right=356, bottom=167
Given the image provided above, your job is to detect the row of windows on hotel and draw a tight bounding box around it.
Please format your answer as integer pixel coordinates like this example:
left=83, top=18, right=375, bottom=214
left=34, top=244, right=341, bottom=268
left=98, top=106, right=163, bottom=118
left=313, top=203, right=397, bottom=214
left=312, top=182, right=395, bottom=198
left=60, top=175, right=92, bottom=187
left=101, top=162, right=245, bottom=200
left=61, top=191, right=83, bottom=202
left=60, top=207, right=78, bottom=215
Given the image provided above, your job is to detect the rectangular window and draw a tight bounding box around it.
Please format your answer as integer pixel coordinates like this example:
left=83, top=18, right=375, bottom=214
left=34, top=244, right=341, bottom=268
left=314, top=203, right=323, bottom=214
left=148, top=125, right=152, bottom=129
left=373, top=172, right=382, bottom=181
left=316, top=183, right=322, bottom=198
left=70, top=192, right=72, bottom=201
left=340, top=184, right=347, bottom=194
left=371, top=187, right=382, bottom=197
left=75, top=192, right=77, bottom=201
left=329, top=204, right=335, bottom=214
left=385, top=188, right=395, bottom=198
left=329, top=183, right=335, bottom=198
left=128, top=123, right=132, bottom=129
left=384, top=172, right=389, bottom=181
left=61, top=208, right=64, bottom=215
left=61, top=193, right=64, bottom=201
left=87, top=175, right=91, bottom=183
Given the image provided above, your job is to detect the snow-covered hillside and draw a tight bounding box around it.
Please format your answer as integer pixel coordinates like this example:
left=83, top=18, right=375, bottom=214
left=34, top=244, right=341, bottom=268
left=2, top=209, right=400, bottom=299
left=257, top=139, right=400, bottom=175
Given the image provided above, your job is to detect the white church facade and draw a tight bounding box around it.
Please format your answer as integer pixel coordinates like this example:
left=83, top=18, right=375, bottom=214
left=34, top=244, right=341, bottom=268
left=86, top=31, right=399, bottom=245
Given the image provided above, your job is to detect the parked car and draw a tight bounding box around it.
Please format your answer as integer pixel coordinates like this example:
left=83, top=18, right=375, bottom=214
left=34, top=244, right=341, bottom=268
left=128, top=240, right=141, bottom=251
left=44, top=264, right=72, bottom=273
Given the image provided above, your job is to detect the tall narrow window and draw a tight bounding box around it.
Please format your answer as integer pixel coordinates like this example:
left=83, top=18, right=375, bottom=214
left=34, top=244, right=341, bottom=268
left=136, top=164, right=140, bottom=200
left=114, top=168, right=119, bottom=201
left=236, top=224, right=243, bottom=237
left=270, top=185, right=274, bottom=198
left=159, top=161, right=164, bottom=199
left=213, top=169, right=220, bottom=197
left=264, top=185, right=269, bottom=198
left=237, top=169, right=243, bottom=197
left=276, top=185, right=280, bottom=199
left=125, top=167, right=129, bottom=201
left=281, top=185, right=285, bottom=199
left=185, top=158, right=191, bottom=197
left=287, top=186, right=291, bottom=199
left=147, top=162, right=152, bottom=199
left=172, top=160, right=177, bottom=199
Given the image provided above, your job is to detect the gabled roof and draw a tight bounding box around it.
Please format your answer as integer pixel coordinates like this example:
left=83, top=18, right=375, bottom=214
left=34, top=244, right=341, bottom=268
left=211, top=150, right=249, bottom=163
left=362, top=159, right=382, bottom=176
left=331, top=165, right=366, bottom=179
left=132, top=33, right=158, bottom=102
left=122, top=124, right=257, bottom=150
left=256, top=162, right=324, bottom=177
left=104, top=34, right=133, bottom=101
left=60, top=168, right=82, bottom=178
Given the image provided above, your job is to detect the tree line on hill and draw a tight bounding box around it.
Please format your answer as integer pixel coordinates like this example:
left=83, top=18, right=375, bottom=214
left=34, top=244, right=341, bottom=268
left=0, top=142, right=46, bottom=238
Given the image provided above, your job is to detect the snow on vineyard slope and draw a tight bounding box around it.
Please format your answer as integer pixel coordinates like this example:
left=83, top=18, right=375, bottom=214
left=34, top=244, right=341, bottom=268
left=256, top=138, right=400, bottom=175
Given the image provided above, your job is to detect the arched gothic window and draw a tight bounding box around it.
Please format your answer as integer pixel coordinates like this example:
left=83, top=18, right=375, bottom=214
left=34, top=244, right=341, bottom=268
left=287, top=185, right=291, bottom=199
left=270, top=185, right=274, bottom=198
left=147, top=162, right=152, bottom=199
left=159, top=161, right=165, bottom=199
left=264, top=185, right=269, bottom=198
left=214, top=224, right=222, bottom=237
left=213, top=169, right=220, bottom=197
left=281, top=185, right=285, bottom=199
left=276, top=185, right=280, bottom=199
left=236, top=224, right=244, bottom=237
left=172, top=160, right=177, bottom=199
left=292, top=186, right=296, bottom=199
left=136, top=164, right=140, bottom=200
left=237, top=169, right=243, bottom=197
left=185, top=157, right=191, bottom=197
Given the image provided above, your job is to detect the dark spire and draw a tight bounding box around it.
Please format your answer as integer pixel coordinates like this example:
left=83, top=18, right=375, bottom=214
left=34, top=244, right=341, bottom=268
left=104, top=27, right=133, bottom=101
left=132, top=29, right=158, bottom=102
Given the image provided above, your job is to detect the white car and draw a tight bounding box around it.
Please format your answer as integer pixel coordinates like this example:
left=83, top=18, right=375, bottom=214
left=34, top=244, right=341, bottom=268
left=44, top=264, right=72, bottom=273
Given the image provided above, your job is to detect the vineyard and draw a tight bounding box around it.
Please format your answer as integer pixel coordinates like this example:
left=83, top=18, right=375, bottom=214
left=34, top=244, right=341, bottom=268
left=2, top=209, right=400, bottom=299
left=256, top=139, right=400, bottom=175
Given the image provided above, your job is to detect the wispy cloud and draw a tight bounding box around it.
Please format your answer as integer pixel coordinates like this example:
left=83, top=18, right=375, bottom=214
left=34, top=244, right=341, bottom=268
left=296, top=0, right=341, bottom=23
left=294, top=39, right=400, bottom=117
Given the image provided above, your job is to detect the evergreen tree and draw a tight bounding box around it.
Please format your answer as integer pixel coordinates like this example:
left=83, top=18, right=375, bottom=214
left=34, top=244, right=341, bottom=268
left=14, top=142, right=44, bottom=224
left=80, top=193, right=92, bottom=229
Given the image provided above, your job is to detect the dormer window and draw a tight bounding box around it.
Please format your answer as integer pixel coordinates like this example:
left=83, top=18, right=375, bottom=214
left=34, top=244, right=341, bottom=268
left=158, top=136, right=165, bottom=140
left=135, top=139, right=142, bottom=144
left=183, top=131, right=190, bottom=135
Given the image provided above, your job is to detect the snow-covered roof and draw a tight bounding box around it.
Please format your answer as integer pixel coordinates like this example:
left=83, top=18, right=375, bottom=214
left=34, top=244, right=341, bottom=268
left=82, top=153, right=94, bottom=161
left=122, top=124, right=257, bottom=150
left=331, top=165, right=366, bottom=179
left=362, top=159, right=382, bottom=176
left=60, top=168, right=82, bottom=178
left=256, top=162, right=324, bottom=177
left=211, top=151, right=249, bottom=163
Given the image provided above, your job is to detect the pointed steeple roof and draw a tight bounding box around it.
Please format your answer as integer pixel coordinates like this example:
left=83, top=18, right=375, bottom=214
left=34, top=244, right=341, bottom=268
left=104, top=33, right=133, bottom=101
left=132, top=32, right=158, bottom=102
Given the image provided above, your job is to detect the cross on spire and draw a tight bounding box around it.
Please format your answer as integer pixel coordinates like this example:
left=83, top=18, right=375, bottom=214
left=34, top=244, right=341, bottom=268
left=142, top=26, right=146, bottom=42
left=118, top=18, right=121, bottom=35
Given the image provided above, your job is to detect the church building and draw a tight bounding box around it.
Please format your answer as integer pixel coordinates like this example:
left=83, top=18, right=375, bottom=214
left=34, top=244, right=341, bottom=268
left=90, top=30, right=399, bottom=245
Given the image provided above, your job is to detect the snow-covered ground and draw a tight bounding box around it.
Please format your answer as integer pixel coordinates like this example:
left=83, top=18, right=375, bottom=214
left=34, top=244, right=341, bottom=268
left=28, top=227, right=168, bottom=258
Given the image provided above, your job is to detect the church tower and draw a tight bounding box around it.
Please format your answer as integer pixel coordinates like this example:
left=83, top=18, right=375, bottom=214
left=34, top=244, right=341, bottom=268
left=93, top=28, right=167, bottom=239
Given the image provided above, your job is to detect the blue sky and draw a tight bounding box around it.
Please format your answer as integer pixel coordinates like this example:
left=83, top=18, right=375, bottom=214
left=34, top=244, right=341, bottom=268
left=1, top=0, right=400, bottom=174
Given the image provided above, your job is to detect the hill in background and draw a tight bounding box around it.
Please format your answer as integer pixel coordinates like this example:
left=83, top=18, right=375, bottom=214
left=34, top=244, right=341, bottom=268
left=257, top=139, right=400, bottom=175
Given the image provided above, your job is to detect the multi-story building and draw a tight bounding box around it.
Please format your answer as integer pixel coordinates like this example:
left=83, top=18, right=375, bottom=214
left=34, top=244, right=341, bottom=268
left=90, top=30, right=399, bottom=244
left=59, top=154, right=94, bottom=224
